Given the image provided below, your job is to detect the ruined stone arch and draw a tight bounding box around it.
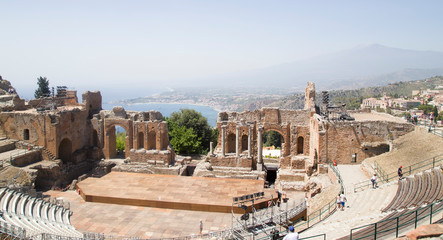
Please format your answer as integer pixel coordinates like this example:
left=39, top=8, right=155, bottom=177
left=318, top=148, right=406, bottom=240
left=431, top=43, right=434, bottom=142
left=58, top=138, right=72, bottom=164
left=103, top=120, right=132, bottom=159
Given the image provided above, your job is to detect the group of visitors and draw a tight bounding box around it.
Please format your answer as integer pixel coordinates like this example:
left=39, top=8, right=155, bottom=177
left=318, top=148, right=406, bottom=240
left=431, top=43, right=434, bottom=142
left=336, top=191, right=347, bottom=211
left=272, top=226, right=299, bottom=240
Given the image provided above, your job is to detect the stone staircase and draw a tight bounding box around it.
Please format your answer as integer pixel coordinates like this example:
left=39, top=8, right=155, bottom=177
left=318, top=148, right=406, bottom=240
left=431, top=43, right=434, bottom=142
left=300, top=182, right=398, bottom=239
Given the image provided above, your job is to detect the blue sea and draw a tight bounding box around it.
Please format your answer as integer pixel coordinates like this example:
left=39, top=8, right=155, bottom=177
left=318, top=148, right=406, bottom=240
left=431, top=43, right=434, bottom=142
left=102, top=103, right=219, bottom=127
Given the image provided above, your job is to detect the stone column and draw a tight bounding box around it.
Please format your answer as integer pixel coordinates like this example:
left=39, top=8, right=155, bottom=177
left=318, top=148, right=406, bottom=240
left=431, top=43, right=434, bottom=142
left=257, top=126, right=263, bottom=171
left=248, top=125, right=252, bottom=158
left=209, top=141, right=214, bottom=155
left=221, top=125, right=226, bottom=157
left=236, top=125, right=240, bottom=157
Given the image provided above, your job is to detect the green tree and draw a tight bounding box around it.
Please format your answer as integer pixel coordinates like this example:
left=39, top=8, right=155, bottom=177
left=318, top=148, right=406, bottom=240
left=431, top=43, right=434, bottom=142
left=263, top=131, right=282, bottom=148
left=34, top=76, right=51, bottom=99
left=418, top=104, right=433, bottom=114
left=432, top=106, right=439, bottom=122
left=166, top=109, right=216, bottom=154
left=169, top=125, right=201, bottom=155
left=116, top=131, right=126, bottom=152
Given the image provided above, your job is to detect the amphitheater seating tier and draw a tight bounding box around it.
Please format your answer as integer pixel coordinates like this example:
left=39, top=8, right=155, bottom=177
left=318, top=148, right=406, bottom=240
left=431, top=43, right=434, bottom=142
left=0, top=187, right=82, bottom=238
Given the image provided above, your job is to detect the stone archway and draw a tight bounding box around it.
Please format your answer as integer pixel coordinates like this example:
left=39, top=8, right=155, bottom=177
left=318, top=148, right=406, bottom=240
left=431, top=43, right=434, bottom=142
left=59, top=138, right=72, bottom=164
left=103, top=120, right=132, bottom=159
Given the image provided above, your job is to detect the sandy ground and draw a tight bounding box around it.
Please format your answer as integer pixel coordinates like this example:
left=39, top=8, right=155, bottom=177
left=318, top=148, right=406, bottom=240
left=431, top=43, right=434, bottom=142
left=352, top=112, right=407, bottom=123
left=363, top=128, right=443, bottom=176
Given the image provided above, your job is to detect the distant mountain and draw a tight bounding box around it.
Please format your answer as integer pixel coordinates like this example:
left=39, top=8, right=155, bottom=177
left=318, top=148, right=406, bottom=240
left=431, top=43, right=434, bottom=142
left=199, top=44, right=443, bottom=91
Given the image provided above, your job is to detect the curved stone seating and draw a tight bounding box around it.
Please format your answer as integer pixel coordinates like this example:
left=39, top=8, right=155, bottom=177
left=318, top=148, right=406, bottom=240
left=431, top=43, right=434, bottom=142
left=431, top=168, right=443, bottom=201
left=0, top=189, right=13, bottom=211
left=400, top=176, right=416, bottom=208
left=415, top=172, right=431, bottom=206
left=420, top=171, right=433, bottom=205
left=407, top=174, right=423, bottom=208
left=425, top=169, right=440, bottom=204
left=0, top=188, right=82, bottom=238
left=382, top=180, right=405, bottom=212
left=382, top=167, right=443, bottom=212
left=338, top=201, right=443, bottom=240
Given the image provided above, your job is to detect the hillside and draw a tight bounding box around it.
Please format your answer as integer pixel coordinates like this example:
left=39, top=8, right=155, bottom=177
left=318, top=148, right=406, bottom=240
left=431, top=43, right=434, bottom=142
left=255, top=76, right=443, bottom=111
left=362, top=129, right=443, bottom=175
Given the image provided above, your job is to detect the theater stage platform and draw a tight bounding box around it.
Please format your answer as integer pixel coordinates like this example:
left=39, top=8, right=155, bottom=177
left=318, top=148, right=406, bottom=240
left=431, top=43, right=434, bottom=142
left=77, top=172, right=278, bottom=213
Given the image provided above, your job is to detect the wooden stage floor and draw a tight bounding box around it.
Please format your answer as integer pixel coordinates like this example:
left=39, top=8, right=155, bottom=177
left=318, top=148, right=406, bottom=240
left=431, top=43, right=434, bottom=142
left=77, top=172, right=278, bottom=213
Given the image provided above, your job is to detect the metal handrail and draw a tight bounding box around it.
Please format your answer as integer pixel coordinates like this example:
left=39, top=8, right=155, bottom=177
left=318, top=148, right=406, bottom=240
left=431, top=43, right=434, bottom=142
left=292, top=161, right=344, bottom=231
left=354, top=153, right=443, bottom=192
left=349, top=199, right=443, bottom=240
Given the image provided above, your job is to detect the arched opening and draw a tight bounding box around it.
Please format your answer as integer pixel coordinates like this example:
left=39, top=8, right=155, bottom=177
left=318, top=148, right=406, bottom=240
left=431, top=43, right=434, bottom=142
left=115, top=125, right=127, bottom=158
left=138, top=132, right=144, bottom=149
left=297, top=136, right=304, bottom=154
left=263, top=130, right=283, bottom=158
left=92, top=130, right=98, bottom=147
left=226, top=133, right=236, bottom=153
left=148, top=131, right=156, bottom=150
left=59, top=138, right=72, bottom=164
left=23, top=129, right=30, bottom=140
left=241, top=135, right=248, bottom=151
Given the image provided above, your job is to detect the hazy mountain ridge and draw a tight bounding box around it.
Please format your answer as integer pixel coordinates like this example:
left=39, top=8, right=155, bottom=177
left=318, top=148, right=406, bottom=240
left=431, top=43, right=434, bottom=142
left=199, top=44, right=443, bottom=91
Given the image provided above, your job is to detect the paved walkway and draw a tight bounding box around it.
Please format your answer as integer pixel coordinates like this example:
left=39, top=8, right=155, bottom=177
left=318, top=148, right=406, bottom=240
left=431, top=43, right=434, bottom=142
left=299, top=164, right=397, bottom=239
left=336, top=164, right=370, bottom=194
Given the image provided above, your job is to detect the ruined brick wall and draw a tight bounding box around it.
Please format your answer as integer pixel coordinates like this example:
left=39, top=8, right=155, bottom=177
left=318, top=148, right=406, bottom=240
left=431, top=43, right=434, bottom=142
left=321, top=120, right=414, bottom=164
left=218, top=108, right=310, bottom=126
left=82, top=91, right=102, bottom=115
left=129, top=149, right=174, bottom=165
left=0, top=112, right=56, bottom=151
left=98, top=107, right=174, bottom=162
left=208, top=156, right=253, bottom=168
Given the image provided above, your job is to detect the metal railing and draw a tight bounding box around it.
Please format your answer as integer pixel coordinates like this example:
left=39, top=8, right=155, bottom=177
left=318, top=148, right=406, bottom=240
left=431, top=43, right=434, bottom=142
left=417, top=121, right=443, bottom=138
left=349, top=199, right=443, bottom=240
left=0, top=220, right=27, bottom=240
left=276, top=233, right=326, bottom=240
left=291, top=161, right=344, bottom=231
left=354, top=153, right=443, bottom=192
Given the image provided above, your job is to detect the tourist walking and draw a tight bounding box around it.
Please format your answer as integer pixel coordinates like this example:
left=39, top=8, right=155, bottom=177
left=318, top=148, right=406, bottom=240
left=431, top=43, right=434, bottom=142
left=371, top=174, right=377, bottom=189
left=336, top=194, right=342, bottom=210
left=398, top=166, right=403, bottom=180
left=340, top=191, right=347, bottom=210
left=199, top=219, right=203, bottom=234
left=283, top=226, right=299, bottom=240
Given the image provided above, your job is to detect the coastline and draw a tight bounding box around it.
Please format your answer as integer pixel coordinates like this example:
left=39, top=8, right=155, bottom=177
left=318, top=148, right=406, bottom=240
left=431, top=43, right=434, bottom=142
left=110, top=101, right=225, bottom=113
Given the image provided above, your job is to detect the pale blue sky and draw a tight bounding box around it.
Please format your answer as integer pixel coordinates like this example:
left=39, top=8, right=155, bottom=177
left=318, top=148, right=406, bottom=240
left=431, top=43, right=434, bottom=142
left=1, top=1, right=443, bottom=100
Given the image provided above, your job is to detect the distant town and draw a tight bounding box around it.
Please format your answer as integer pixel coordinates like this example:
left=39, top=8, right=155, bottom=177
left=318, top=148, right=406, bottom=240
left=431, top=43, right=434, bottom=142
left=361, top=85, right=443, bottom=125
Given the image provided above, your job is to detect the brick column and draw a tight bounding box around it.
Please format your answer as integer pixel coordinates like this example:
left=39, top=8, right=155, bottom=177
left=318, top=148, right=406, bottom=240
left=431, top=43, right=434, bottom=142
left=248, top=125, right=252, bottom=158
left=221, top=125, right=226, bottom=157
left=236, top=125, right=240, bottom=157
left=257, top=126, right=263, bottom=164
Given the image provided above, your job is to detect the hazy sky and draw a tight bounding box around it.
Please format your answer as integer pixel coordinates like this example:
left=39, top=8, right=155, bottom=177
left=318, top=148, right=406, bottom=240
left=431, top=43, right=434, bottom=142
left=1, top=1, right=443, bottom=100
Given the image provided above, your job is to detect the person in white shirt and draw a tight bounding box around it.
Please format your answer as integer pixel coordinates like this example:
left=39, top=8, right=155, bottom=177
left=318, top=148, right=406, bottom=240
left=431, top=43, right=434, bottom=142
left=283, top=226, right=299, bottom=240
left=371, top=174, right=377, bottom=189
